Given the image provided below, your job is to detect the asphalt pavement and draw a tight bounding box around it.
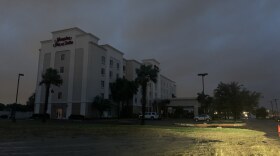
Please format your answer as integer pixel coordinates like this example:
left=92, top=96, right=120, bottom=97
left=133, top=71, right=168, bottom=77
left=245, top=118, right=280, bottom=140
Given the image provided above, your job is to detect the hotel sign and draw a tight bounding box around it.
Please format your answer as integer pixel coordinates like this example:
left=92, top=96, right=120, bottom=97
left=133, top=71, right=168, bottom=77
left=53, top=36, right=73, bottom=47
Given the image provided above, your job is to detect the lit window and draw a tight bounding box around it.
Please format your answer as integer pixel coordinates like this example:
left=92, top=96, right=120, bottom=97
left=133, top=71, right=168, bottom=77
left=101, top=81, right=105, bottom=88
left=61, top=54, right=65, bottom=60
left=60, top=67, right=64, bottom=73
left=101, top=56, right=105, bottom=65
left=58, top=92, right=62, bottom=99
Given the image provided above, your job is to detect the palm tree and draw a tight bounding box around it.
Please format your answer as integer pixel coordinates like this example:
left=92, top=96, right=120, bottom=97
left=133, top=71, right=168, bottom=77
left=136, top=65, right=159, bottom=125
left=110, top=78, right=138, bottom=118
left=40, top=68, right=62, bottom=122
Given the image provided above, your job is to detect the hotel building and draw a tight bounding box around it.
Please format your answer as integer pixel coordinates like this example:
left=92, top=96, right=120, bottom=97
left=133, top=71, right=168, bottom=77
left=34, top=27, right=176, bottom=119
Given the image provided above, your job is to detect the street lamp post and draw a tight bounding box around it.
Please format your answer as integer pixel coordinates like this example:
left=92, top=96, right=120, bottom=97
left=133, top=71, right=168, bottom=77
left=197, top=73, right=208, bottom=114
left=274, top=99, right=279, bottom=117
left=12, top=73, right=24, bottom=122
left=270, top=101, right=274, bottom=117
left=197, top=73, right=208, bottom=95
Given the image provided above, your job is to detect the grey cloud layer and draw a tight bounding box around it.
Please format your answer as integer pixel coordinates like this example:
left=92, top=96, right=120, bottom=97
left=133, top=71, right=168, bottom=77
left=0, top=0, right=279, bottom=107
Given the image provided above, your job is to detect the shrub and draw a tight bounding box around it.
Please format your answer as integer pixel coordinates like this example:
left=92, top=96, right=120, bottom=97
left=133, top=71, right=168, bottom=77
left=0, top=115, right=8, bottom=119
left=30, top=114, right=50, bottom=119
left=68, top=114, right=84, bottom=120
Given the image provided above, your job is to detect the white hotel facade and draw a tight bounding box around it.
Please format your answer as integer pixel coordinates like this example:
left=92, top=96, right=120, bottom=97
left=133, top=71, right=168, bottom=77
left=34, top=27, right=176, bottom=119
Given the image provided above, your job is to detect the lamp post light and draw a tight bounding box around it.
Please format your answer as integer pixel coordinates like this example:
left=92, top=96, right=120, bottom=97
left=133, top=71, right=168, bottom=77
left=270, top=101, right=274, bottom=117
left=12, top=73, right=24, bottom=122
left=274, top=99, right=279, bottom=117
left=197, top=73, right=208, bottom=95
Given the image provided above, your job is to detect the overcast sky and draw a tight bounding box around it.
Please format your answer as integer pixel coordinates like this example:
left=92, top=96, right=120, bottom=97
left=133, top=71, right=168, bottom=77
left=1, top=0, right=280, bottom=108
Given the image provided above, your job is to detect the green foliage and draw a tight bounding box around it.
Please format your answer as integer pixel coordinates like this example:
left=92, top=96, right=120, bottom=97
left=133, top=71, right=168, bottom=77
left=40, top=68, right=63, bottom=122
left=0, top=103, right=5, bottom=111
left=197, top=93, right=213, bottom=114
left=152, top=99, right=170, bottom=117
left=135, top=65, right=159, bottom=86
left=110, top=78, right=138, bottom=117
left=40, top=68, right=63, bottom=87
left=26, top=93, right=35, bottom=111
left=256, top=107, right=268, bottom=118
left=110, top=78, right=138, bottom=103
left=136, top=65, right=159, bottom=125
left=6, top=103, right=31, bottom=112
left=213, top=82, right=261, bottom=119
left=92, top=96, right=112, bottom=118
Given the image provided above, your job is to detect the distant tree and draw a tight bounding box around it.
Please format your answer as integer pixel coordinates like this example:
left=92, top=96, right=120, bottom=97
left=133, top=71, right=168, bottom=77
left=213, top=82, right=261, bottom=120
left=256, top=107, right=268, bottom=118
left=92, top=96, right=112, bottom=118
left=0, top=103, right=5, bottom=111
left=152, top=99, right=170, bottom=117
left=197, top=93, right=213, bottom=114
left=136, top=65, right=159, bottom=125
left=110, top=78, right=138, bottom=118
left=26, top=93, right=35, bottom=111
left=40, top=68, right=62, bottom=122
left=6, top=103, right=29, bottom=112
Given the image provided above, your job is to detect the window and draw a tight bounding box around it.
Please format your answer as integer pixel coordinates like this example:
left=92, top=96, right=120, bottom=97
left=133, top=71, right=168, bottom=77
left=116, top=73, right=119, bottom=79
left=60, top=67, right=64, bottom=73
left=123, top=66, right=126, bottom=71
left=101, top=68, right=105, bottom=76
left=58, top=92, right=62, bottom=99
left=135, top=98, right=137, bottom=103
left=110, top=59, right=113, bottom=67
left=101, top=93, right=104, bottom=98
left=101, top=56, right=105, bottom=65
left=101, top=81, right=105, bottom=88
left=61, top=54, right=65, bottom=60
left=117, top=63, right=120, bottom=70
left=109, top=71, right=113, bottom=78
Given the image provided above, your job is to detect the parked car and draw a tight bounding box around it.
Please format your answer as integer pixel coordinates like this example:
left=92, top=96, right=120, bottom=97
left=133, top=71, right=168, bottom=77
left=138, top=112, right=160, bottom=120
left=194, top=114, right=211, bottom=122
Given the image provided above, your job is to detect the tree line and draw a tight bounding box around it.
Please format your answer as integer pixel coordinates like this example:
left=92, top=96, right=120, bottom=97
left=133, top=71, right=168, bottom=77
left=197, top=81, right=264, bottom=119
left=38, top=64, right=159, bottom=124
left=0, top=93, right=35, bottom=112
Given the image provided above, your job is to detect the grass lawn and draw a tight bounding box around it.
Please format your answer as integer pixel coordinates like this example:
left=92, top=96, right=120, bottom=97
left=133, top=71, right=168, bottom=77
left=0, top=120, right=279, bottom=155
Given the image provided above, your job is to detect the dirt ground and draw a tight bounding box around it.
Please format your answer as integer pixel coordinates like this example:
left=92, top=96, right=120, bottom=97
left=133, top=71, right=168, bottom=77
left=0, top=119, right=279, bottom=156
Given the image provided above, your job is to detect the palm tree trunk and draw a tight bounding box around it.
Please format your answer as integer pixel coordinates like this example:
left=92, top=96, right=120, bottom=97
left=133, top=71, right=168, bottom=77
left=141, top=84, right=147, bottom=125
left=43, top=85, right=50, bottom=122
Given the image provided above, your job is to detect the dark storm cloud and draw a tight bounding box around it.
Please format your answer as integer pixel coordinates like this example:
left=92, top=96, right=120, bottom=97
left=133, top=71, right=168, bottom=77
left=1, top=0, right=280, bottom=107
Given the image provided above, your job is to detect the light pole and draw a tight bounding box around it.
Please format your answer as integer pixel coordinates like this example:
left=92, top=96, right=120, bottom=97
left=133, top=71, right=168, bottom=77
left=197, top=73, right=208, bottom=114
left=270, top=101, right=274, bottom=117
left=12, top=73, right=24, bottom=122
left=274, top=99, right=279, bottom=117
left=197, top=73, right=208, bottom=95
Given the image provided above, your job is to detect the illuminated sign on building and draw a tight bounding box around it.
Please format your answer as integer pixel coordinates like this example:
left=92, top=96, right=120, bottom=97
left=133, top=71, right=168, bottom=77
left=53, top=36, right=73, bottom=47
